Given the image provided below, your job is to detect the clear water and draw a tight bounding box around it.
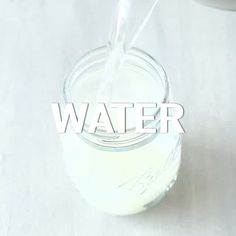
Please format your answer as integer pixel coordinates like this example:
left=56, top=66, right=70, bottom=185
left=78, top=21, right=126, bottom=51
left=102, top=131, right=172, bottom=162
left=96, top=0, right=159, bottom=103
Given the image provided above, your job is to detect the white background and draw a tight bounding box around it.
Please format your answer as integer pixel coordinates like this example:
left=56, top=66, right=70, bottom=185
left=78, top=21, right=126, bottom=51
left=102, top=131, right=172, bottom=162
left=0, top=0, right=236, bottom=235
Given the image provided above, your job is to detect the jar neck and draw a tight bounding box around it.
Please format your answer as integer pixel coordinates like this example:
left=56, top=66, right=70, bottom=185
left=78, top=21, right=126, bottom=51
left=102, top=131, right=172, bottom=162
left=63, top=46, right=170, bottom=151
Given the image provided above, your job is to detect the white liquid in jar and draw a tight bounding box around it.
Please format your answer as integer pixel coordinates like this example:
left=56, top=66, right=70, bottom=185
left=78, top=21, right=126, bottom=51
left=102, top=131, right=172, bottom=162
left=61, top=131, right=180, bottom=215
left=61, top=53, right=181, bottom=215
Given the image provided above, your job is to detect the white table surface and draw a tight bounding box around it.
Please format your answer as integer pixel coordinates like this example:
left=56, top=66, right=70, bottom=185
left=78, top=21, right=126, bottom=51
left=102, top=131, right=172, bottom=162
left=0, top=0, right=235, bottom=235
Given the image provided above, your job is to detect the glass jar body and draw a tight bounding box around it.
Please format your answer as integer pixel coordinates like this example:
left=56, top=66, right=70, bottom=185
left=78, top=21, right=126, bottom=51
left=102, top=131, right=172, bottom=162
left=61, top=47, right=182, bottom=215
left=61, top=129, right=181, bottom=215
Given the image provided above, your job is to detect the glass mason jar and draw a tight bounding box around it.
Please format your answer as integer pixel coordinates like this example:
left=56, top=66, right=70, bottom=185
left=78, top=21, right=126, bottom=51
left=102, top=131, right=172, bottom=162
left=60, top=46, right=182, bottom=215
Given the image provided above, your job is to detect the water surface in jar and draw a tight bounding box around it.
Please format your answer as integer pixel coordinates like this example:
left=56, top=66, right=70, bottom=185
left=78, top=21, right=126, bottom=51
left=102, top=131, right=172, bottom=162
left=71, top=59, right=165, bottom=130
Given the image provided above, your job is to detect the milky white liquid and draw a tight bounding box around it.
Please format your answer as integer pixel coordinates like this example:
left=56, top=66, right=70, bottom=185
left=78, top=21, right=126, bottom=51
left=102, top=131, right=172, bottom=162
left=61, top=55, right=181, bottom=215
left=61, top=131, right=180, bottom=215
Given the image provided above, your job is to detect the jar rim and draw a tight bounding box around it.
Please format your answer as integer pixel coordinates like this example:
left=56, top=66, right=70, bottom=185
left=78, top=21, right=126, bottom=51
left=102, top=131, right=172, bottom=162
left=63, top=46, right=170, bottom=151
